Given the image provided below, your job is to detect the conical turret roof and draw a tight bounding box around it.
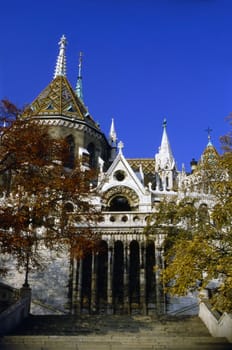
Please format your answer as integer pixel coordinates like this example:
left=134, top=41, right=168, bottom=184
left=22, top=35, right=99, bottom=129
left=23, top=75, right=95, bottom=124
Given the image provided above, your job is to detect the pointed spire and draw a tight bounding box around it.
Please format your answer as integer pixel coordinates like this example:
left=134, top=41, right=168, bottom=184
left=155, top=118, right=176, bottom=170
left=109, top=118, right=117, bottom=144
left=76, top=51, right=84, bottom=102
left=160, top=118, right=174, bottom=161
left=54, top=35, right=67, bottom=79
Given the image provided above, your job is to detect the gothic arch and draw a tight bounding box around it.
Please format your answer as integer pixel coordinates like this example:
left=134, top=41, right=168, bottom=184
left=102, top=186, right=139, bottom=211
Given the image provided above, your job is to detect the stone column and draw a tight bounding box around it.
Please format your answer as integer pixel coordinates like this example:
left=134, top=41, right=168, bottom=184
left=107, top=244, right=114, bottom=314
left=76, top=258, right=83, bottom=314
left=20, top=285, right=31, bottom=315
left=123, top=243, right=130, bottom=314
left=155, top=247, right=166, bottom=315
left=140, top=241, right=147, bottom=315
left=91, top=252, right=97, bottom=313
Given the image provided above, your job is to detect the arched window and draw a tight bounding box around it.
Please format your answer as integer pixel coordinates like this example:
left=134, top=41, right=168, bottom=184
left=198, top=204, right=209, bottom=224
left=87, top=143, right=95, bottom=168
left=109, top=196, right=131, bottom=211
left=65, top=135, right=75, bottom=168
left=166, top=176, right=169, bottom=189
left=64, top=202, right=74, bottom=212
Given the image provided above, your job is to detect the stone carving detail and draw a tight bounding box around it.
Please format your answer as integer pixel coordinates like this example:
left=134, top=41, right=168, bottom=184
left=102, top=186, right=139, bottom=207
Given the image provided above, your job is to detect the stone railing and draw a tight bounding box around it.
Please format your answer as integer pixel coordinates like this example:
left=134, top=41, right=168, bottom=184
left=0, top=287, right=31, bottom=335
left=98, top=211, right=150, bottom=229
left=199, top=301, right=232, bottom=343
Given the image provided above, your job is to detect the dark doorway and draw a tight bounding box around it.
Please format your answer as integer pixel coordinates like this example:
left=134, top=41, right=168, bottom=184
left=81, top=253, right=92, bottom=310
left=96, top=241, right=108, bottom=311
left=129, top=240, right=140, bottom=305
left=146, top=241, right=156, bottom=304
left=113, top=241, right=124, bottom=312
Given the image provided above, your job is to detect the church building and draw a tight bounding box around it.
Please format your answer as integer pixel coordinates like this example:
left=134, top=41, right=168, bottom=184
left=1, top=36, right=218, bottom=316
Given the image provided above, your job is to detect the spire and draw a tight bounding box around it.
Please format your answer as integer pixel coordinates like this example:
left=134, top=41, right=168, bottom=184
left=160, top=118, right=174, bottom=163
left=109, top=118, right=117, bottom=145
left=155, top=118, right=177, bottom=191
left=205, top=126, right=213, bottom=147
left=108, top=118, right=117, bottom=162
left=54, top=35, right=67, bottom=79
left=200, top=127, right=219, bottom=164
left=75, top=51, right=84, bottom=102
left=155, top=118, right=176, bottom=170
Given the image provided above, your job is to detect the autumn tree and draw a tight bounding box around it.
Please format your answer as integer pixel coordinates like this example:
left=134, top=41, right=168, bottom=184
left=145, top=119, right=232, bottom=313
left=0, top=100, right=100, bottom=286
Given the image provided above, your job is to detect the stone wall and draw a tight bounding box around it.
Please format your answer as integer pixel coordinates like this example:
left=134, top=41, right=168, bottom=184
left=0, top=247, right=71, bottom=315
left=199, top=301, right=232, bottom=343
left=0, top=287, right=31, bottom=335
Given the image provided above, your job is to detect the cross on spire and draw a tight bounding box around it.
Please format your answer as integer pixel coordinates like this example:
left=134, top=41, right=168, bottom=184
left=118, top=141, right=124, bottom=154
left=205, top=126, right=213, bottom=144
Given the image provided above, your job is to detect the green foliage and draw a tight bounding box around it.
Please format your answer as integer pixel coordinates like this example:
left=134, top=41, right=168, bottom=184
left=145, top=119, right=232, bottom=313
left=0, top=100, right=100, bottom=284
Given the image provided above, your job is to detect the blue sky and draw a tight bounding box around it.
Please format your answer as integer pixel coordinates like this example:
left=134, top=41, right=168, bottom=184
left=1, top=0, right=232, bottom=171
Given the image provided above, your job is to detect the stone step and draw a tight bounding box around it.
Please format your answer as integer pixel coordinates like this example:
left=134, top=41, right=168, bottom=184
left=0, top=339, right=231, bottom=350
left=0, top=315, right=230, bottom=350
left=9, top=315, right=214, bottom=336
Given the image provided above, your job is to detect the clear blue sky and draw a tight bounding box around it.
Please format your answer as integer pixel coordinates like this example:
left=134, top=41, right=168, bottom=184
left=1, top=0, right=232, bottom=171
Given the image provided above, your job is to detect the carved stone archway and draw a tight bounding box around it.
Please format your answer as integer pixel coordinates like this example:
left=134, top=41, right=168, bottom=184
left=102, top=186, right=139, bottom=211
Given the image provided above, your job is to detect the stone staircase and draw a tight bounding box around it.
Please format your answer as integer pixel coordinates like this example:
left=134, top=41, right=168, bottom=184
left=0, top=314, right=231, bottom=349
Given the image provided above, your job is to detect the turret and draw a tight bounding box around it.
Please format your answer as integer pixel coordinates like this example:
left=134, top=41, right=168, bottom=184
left=155, top=119, right=177, bottom=191
left=200, top=128, right=219, bottom=165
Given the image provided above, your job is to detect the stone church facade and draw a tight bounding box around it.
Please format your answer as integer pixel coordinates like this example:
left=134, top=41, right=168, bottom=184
left=1, top=36, right=217, bottom=316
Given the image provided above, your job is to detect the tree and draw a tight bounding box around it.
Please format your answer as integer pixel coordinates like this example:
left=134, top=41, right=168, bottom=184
left=145, top=119, right=232, bottom=313
left=0, top=100, right=100, bottom=287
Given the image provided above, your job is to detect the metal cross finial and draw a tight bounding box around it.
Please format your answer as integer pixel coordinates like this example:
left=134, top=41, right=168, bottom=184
left=205, top=126, right=213, bottom=142
left=163, top=118, right=167, bottom=129
left=59, top=35, right=67, bottom=49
